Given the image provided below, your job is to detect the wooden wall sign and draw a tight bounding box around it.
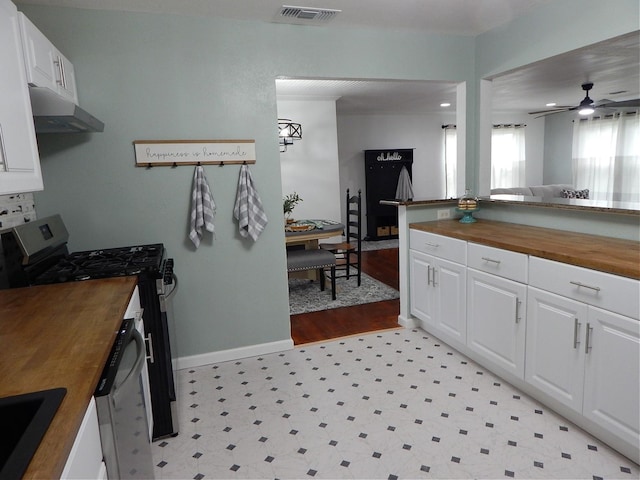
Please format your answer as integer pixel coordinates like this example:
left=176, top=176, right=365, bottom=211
left=133, top=139, right=256, bottom=166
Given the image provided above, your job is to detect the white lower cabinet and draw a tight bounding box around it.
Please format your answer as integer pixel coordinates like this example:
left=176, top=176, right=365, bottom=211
left=408, top=227, right=640, bottom=463
left=525, top=287, right=587, bottom=411
left=61, top=397, right=105, bottom=480
left=409, top=249, right=466, bottom=350
left=467, top=268, right=526, bottom=379
left=582, top=306, right=640, bottom=450
left=526, top=286, right=640, bottom=455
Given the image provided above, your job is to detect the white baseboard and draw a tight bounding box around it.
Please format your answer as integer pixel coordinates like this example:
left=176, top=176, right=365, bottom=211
left=397, top=314, right=417, bottom=328
left=174, top=338, right=294, bottom=370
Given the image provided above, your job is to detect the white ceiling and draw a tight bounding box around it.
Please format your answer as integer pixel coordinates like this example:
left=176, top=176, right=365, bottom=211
left=15, top=0, right=639, bottom=116
left=13, top=0, right=551, bottom=36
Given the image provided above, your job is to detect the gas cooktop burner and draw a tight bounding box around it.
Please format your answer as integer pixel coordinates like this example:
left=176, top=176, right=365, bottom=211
left=34, top=243, right=165, bottom=284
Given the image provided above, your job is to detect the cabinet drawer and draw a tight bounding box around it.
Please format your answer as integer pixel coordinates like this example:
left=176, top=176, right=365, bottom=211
left=410, top=229, right=466, bottom=264
left=529, top=256, right=639, bottom=319
left=468, top=243, right=528, bottom=283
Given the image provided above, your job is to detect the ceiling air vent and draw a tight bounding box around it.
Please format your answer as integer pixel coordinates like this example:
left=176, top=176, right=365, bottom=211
left=276, top=5, right=341, bottom=24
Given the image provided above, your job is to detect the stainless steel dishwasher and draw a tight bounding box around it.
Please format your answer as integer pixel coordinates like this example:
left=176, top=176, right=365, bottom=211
left=95, top=318, right=154, bottom=479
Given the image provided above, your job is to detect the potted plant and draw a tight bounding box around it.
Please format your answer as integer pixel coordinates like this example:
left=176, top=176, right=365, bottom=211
left=283, top=192, right=302, bottom=223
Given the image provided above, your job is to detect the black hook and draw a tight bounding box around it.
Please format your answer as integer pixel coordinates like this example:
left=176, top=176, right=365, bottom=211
left=172, top=162, right=177, bottom=168
left=220, top=161, right=225, bottom=167
left=197, top=161, right=201, bottom=166
left=146, top=163, right=152, bottom=169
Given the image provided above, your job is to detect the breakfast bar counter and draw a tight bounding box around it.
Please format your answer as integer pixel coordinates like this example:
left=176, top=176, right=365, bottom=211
left=409, top=219, right=640, bottom=279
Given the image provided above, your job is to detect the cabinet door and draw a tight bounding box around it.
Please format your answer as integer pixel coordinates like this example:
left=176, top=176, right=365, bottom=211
left=409, top=249, right=436, bottom=328
left=525, top=286, right=587, bottom=412
left=434, top=257, right=466, bottom=349
left=61, top=397, right=104, bottom=479
left=0, top=0, right=42, bottom=194
left=467, top=269, right=526, bottom=379
left=19, top=12, right=58, bottom=90
left=583, top=306, right=640, bottom=450
left=19, top=12, right=79, bottom=104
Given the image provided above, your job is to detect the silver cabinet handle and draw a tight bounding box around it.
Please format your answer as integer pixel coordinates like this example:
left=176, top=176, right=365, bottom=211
left=585, top=323, right=593, bottom=354
left=54, top=56, right=64, bottom=86
left=515, top=299, right=522, bottom=323
left=427, top=265, right=431, bottom=286
left=482, top=257, right=501, bottom=265
left=570, top=281, right=601, bottom=292
left=432, top=267, right=438, bottom=287
left=573, top=318, right=581, bottom=349
left=59, top=57, right=67, bottom=88
left=424, top=242, right=440, bottom=248
left=145, top=333, right=155, bottom=364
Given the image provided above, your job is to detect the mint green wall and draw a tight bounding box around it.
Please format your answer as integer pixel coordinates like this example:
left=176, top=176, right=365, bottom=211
left=22, top=5, right=475, bottom=359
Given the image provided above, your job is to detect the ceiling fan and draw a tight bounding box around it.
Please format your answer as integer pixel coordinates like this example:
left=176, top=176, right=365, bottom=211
left=528, top=82, right=640, bottom=118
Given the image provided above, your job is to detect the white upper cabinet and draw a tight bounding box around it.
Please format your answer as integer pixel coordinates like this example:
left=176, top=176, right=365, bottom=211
left=19, top=12, right=78, bottom=103
left=0, top=0, right=42, bottom=195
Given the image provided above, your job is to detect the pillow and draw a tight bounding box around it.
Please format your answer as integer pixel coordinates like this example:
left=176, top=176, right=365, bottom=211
left=561, top=188, right=590, bottom=199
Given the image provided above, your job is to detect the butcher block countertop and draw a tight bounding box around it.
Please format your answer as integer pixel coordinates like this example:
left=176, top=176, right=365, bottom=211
left=0, top=276, right=138, bottom=479
left=410, top=219, right=640, bottom=280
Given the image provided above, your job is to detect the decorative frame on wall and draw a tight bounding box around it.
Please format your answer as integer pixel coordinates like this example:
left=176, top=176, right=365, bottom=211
left=133, top=139, right=256, bottom=167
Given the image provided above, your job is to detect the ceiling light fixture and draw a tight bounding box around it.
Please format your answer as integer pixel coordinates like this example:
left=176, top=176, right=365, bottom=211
left=546, top=102, right=557, bottom=107
left=577, top=82, right=595, bottom=116
left=440, top=102, right=451, bottom=107
left=278, top=119, right=302, bottom=152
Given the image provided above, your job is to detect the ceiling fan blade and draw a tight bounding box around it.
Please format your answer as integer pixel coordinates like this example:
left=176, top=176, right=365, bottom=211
left=533, top=109, right=571, bottom=119
left=528, top=106, right=572, bottom=115
left=597, top=98, right=640, bottom=108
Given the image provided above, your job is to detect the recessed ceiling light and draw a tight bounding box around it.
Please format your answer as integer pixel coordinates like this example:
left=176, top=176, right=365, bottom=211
left=440, top=103, right=451, bottom=107
left=546, top=102, right=557, bottom=107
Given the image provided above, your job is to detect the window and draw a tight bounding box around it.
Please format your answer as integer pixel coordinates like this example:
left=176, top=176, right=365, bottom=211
left=443, top=125, right=456, bottom=198
left=572, top=112, right=639, bottom=202
left=491, top=124, right=526, bottom=189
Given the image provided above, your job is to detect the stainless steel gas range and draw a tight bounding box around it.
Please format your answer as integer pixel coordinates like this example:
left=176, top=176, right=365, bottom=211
left=0, top=215, right=179, bottom=441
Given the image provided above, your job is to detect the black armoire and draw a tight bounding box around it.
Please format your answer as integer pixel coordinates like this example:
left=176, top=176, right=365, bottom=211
left=364, top=149, right=413, bottom=240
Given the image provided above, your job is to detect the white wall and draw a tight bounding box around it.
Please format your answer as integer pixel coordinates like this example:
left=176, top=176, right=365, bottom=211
left=336, top=112, right=457, bottom=220
left=278, top=99, right=341, bottom=224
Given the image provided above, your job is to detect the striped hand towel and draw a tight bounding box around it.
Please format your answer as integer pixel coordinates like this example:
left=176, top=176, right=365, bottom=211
left=189, top=165, right=216, bottom=248
left=233, top=164, right=268, bottom=241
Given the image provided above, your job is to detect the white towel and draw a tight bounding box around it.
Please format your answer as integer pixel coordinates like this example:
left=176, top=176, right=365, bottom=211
left=233, top=164, right=268, bottom=241
left=395, top=165, right=414, bottom=201
left=189, top=165, right=216, bottom=248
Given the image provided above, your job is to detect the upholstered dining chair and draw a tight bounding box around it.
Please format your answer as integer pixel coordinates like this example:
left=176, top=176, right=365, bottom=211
left=320, top=188, right=362, bottom=286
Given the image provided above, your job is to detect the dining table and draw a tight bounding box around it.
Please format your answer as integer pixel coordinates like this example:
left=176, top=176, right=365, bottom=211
left=285, top=219, right=345, bottom=248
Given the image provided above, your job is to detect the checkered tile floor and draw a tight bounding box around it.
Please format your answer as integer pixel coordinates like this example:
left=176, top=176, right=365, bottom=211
left=153, top=328, right=639, bottom=479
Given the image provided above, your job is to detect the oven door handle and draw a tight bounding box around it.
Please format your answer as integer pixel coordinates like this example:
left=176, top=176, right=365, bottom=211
left=112, top=329, right=145, bottom=405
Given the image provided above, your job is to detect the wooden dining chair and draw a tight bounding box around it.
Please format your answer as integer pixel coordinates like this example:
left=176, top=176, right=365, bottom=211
left=320, top=188, right=362, bottom=286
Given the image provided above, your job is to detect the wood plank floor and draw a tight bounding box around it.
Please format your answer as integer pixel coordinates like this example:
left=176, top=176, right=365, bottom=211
left=290, top=248, right=400, bottom=345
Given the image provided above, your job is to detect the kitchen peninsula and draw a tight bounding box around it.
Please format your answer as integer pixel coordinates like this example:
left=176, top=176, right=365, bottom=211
left=402, top=215, right=639, bottom=464
left=0, top=276, right=137, bottom=479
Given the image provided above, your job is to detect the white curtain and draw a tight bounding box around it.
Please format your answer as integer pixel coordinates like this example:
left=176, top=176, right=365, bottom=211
left=491, top=125, right=526, bottom=188
left=572, top=112, right=640, bottom=202
left=443, top=126, right=457, bottom=198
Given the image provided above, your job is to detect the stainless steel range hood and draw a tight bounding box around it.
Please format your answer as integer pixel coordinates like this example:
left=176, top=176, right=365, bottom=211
left=29, top=87, right=104, bottom=134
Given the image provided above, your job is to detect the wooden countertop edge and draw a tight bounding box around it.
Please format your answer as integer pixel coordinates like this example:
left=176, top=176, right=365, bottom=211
left=409, top=220, right=640, bottom=280
left=0, top=277, right=139, bottom=480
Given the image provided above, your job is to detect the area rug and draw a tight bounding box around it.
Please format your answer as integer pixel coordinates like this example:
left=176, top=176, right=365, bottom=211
left=288, top=272, right=399, bottom=315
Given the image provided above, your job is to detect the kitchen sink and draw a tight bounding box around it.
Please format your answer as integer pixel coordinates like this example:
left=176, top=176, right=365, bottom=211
left=0, top=388, right=66, bottom=480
